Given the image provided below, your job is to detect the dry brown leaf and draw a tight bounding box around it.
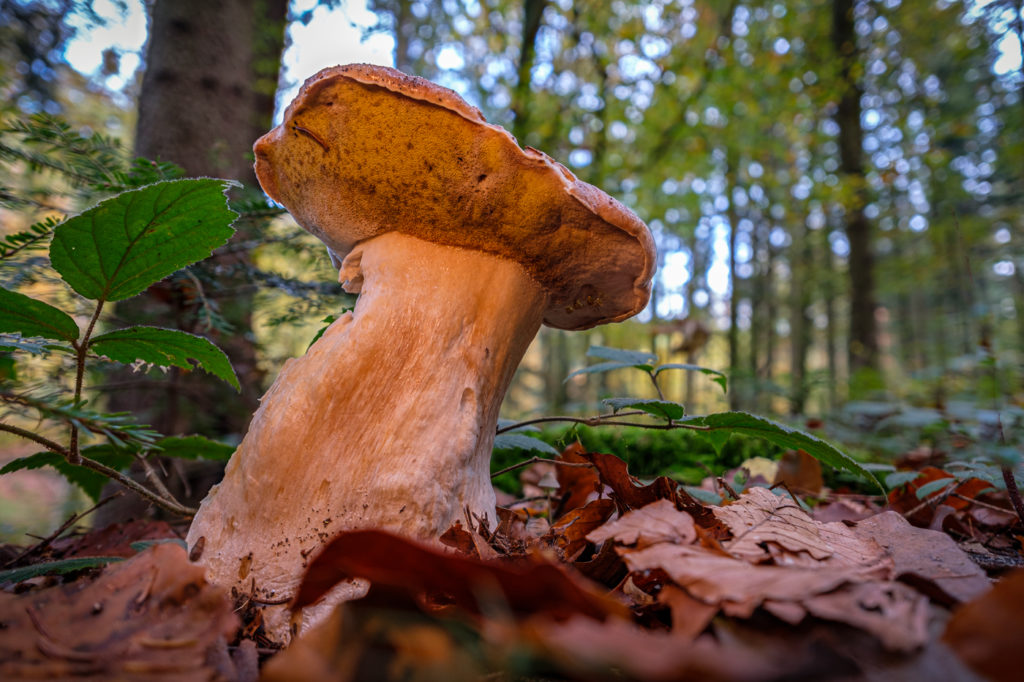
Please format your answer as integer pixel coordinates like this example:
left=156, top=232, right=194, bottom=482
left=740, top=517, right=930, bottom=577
left=546, top=498, right=615, bottom=561
left=713, top=487, right=887, bottom=568
left=943, top=569, right=1024, bottom=682
left=0, top=543, right=237, bottom=681
left=802, top=580, right=930, bottom=652
left=854, top=511, right=990, bottom=604
left=587, top=499, right=697, bottom=548
left=657, top=584, right=718, bottom=641
left=773, top=449, right=824, bottom=495
left=620, top=542, right=888, bottom=617
left=552, top=442, right=601, bottom=519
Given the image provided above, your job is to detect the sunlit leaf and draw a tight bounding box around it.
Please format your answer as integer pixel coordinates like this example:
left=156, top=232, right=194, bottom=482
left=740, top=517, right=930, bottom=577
left=654, top=363, right=728, bottom=393
left=49, top=179, right=237, bottom=302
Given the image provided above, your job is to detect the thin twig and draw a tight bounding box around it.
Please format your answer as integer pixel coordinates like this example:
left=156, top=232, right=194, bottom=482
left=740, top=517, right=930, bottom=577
left=69, top=300, right=106, bottom=464
left=0, top=422, right=195, bottom=516
left=491, top=456, right=593, bottom=479
left=1, top=492, right=124, bottom=569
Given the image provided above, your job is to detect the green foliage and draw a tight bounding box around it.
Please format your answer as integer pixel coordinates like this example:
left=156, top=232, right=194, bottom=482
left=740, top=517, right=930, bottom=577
left=0, top=556, right=124, bottom=585
left=90, top=326, right=239, bottom=391
left=0, top=168, right=240, bottom=513
left=603, top=397, right=686, bottom=421
left=0, top=286, right=79, bottom=342
left=49, top=179, right=237, bottom=302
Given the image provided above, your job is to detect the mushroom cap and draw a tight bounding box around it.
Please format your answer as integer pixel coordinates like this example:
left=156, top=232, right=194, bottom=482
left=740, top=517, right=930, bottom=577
left=254, top=63, right=655, bottom=330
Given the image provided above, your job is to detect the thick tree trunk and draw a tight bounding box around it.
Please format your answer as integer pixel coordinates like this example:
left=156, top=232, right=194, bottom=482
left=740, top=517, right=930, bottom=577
left=99, top=0, right=287, bottom=521
left=832, top=0, right=879, bottom=388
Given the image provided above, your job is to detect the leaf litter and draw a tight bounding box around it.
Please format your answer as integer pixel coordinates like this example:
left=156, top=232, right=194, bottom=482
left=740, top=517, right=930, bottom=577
left=3, top=446, right=1021, bottom=680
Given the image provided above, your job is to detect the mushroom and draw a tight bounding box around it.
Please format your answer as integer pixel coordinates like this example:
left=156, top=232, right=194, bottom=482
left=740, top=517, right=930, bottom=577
left=186, top=64, right=656, bottom=641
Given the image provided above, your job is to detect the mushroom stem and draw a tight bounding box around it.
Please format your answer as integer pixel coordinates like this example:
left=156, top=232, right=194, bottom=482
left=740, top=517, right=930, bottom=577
left=186, top=231, right=548, bottom=640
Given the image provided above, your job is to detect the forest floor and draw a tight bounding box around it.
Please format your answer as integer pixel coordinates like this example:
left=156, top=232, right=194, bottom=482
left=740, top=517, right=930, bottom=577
left=0, top=443, right=1021, bottom=681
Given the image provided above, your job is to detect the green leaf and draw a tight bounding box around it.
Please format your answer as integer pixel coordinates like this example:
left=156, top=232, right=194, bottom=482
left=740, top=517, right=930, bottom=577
left=602, top=397, right=685, bottom=421
left=493, top=433, right=559, bottom=455
left=0, top=556, right=123, bottom=585
left=565, top=361, right=642, bottom=382
left=682, top=485, right=722, bottom=505
left=914, top=478, right=956, bottom=500
left=307, top=314, right=339, bottom=351
left=654, top=363, right=728, bottom=393
left=586, top=345, right=657, bottom=367
left=0, top=286, right=79, bottom=342
left=1, top=446, right=135, bottom=501
left=683, top=412, right=882, bottom=492
left=49, top=179, right=237, bottom=302
left=90, top=326, right=239, bottom=391
left=130, top=538, right=188, bottom=552
left=884, top=471, right=923, bottom=488
left=153, top=435, right=234, bottom=461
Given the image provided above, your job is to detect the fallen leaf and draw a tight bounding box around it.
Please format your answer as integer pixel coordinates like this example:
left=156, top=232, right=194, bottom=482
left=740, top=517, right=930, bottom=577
left=712, top=487, right=887, bottom=568
left=802, top=580, right=930, bottom=652
left=587, top=499, right=697, bottom=548
left=773, top=449, right=824, bottom=495
left=855, top=511, right=990, bottom=605
left=293, top=529, right=627, bottom=623
left=546, top=498, right=615, bottom=561
left=0, top=543, right=236, bottom=680
left=943, top=569, right=1024, bottom=682
left=552, top=442, right=601, bottom=519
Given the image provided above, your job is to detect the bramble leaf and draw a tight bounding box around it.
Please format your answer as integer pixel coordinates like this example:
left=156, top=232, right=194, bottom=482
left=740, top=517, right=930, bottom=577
left=0, top=287, right=79, bottom=342
left=683, top=411, right=882, bottom=492
left=602, top=397, right=685, bottom=421
left=493, top=433, right=559, bottom=455
left=49, top=179, right=237, bottom=302
left=1, top=447, right=135, bottom=501
left=586, top=345, right=657, bottom=367
left=90, top=326, right=239, bottom=391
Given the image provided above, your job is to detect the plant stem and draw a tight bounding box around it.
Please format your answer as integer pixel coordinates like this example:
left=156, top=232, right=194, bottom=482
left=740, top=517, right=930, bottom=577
left=491, top=456, right=594, bottom=479
left=68, top=300, right=105, bottom=464
left=648, top=370, right=666, bottom=402
left=0, top=422, right=195, bottom=517
left=1001, top=467, right=1024, bottom=529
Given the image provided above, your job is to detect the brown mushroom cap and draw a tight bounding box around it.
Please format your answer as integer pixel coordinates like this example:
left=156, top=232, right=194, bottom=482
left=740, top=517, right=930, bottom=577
left=254, top=63, right=656, bottom=330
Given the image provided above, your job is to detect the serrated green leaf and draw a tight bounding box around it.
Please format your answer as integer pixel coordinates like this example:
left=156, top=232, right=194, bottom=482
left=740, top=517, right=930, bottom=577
left=154, top=435, right=234, bottom=461
left=602, top=397, right=685, bottom=421
left=1, top=446, right=135, bottom=501
left=492, top=433, right=558, bottom=455
left=307, top=314, right=339, bottom=351
left=49, top=179, right=237, bottom=302
left=914, top=477, right=956, bottom=500
left=0, top=286, right=79, bottom=342
left=565, top=361, right=641, bottom=382
left=884, top=471, right=923, bottom=488
left=0, top=556, right=123, bottom=584
left=586, top=345, right=657, bottom=367
left=654, top=363, right=728, bottom=393
left=90, top=326, right=239, bottom=391
left=682, top=412, right=882, bottom=492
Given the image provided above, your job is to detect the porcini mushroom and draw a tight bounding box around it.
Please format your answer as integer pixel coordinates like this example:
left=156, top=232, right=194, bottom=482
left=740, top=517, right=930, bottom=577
left=186, top=64, right=656, bottom=641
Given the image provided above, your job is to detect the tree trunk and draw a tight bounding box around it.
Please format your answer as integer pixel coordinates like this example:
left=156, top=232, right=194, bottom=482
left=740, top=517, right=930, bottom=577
left=511, top=0, right=549, bottom=144
left=726, top=152, right=742, bottom=411
left=99, top=0, right=287, bottom=521
left=832, top=0, right=879, bottom=389
left=789, top=215, right=812, bottom=416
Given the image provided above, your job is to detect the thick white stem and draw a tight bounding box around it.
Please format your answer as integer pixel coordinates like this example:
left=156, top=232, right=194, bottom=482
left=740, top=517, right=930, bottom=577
left=186, top=232, right=547, bottom=640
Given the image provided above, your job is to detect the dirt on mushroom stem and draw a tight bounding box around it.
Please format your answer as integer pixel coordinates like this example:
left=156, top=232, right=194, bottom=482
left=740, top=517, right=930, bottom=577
left=186, top=231, right=548, bottom=642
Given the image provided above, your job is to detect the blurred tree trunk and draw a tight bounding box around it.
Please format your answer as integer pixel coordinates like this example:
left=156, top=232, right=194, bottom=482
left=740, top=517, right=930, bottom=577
left=99, top=0, right=287, bottom=521
left=726, top=153, right=742, bottom=411
left=821, top=225, right=839, bottom=411
left=832, top=0, right=879, bottom=389
left=789, top=214, right=811, bottom=416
